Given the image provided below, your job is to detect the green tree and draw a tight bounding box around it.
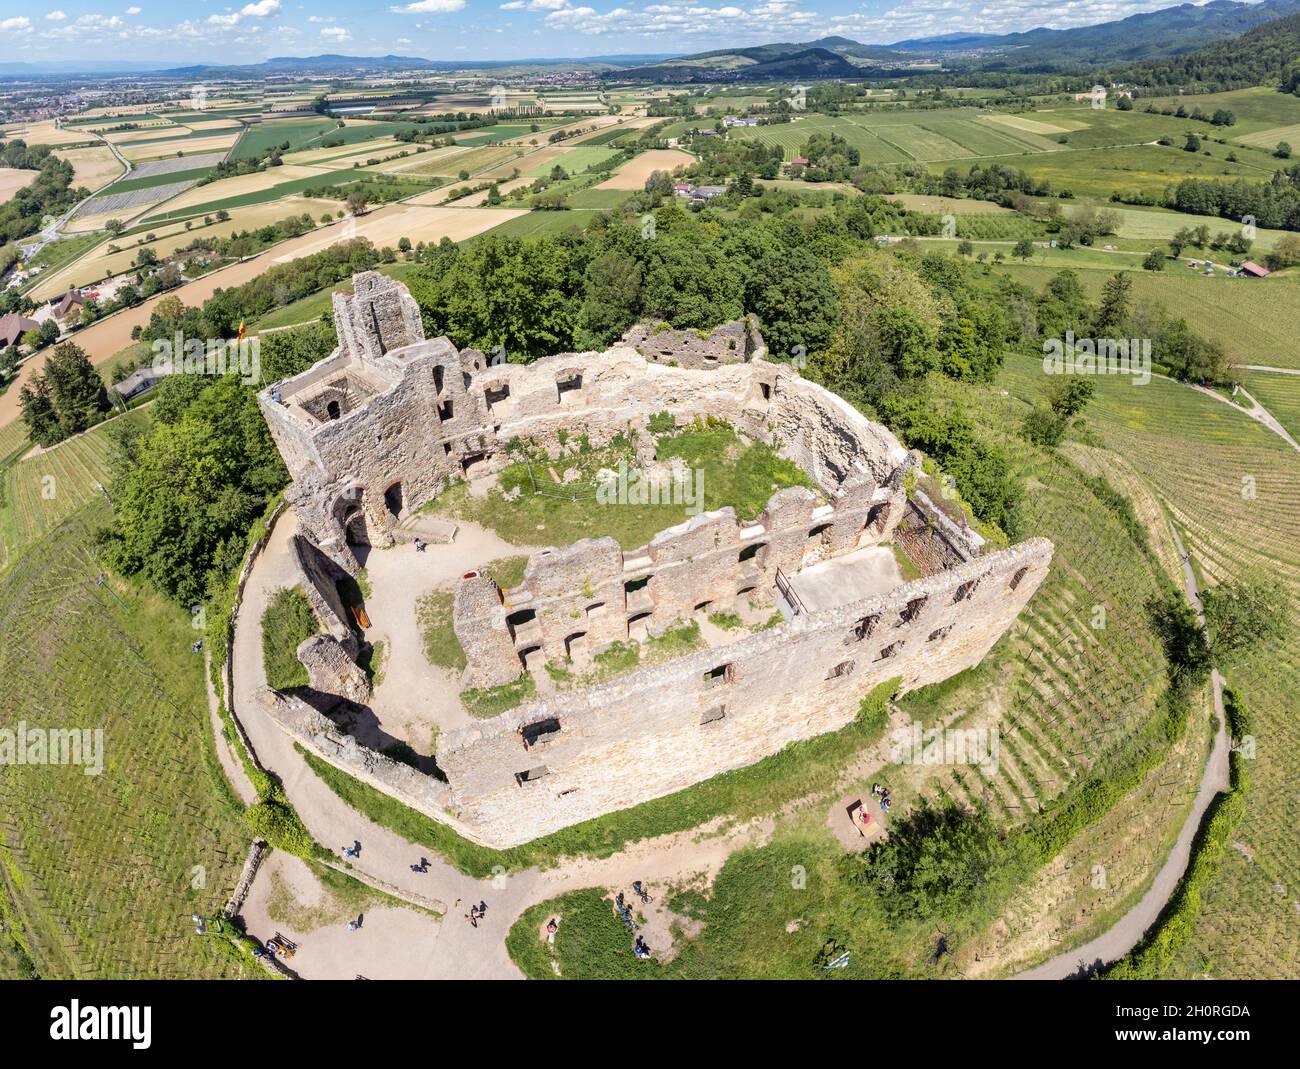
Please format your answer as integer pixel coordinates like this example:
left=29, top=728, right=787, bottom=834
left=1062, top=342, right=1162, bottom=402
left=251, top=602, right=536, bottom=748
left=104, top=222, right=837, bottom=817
left=1143, top=248, right=1166, bottom=271
left=1012, top=238, right=1034, bottom=261
left=1093, top=271, right=1132, bottom=334
left=1202, top=573, right=1292, bottom=665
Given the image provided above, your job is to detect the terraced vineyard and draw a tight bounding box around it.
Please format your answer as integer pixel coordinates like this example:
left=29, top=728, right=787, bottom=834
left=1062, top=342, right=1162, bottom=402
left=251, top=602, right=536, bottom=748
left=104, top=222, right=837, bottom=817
left=993, top=353, right=1300, bottom=978
left=900, top=367, right=1173, bottom=830
left=0, top=411, right=147, bottom=571
left=0, top=503, right=255, bottom=978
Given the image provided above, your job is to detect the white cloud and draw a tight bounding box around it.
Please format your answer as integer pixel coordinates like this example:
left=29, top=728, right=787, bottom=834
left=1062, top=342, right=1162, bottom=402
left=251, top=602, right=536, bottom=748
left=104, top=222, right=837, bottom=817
left=125, top=5, right=142, bottom=14
left=207, top=13, right=240, bottom=26
left=390, top=0, right=466, bottom=13
left=320, top=25, right=351, bottom=40
left=0, top=16, right=32, bottom=31
left=239, top=0, right=280, bottom=16
left=45, top=10, right=68, bottom=20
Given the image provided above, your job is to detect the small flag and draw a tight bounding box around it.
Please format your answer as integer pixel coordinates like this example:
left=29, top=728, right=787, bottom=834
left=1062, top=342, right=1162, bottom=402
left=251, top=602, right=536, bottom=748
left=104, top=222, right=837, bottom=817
left=236, top=321, right=247, bottom=341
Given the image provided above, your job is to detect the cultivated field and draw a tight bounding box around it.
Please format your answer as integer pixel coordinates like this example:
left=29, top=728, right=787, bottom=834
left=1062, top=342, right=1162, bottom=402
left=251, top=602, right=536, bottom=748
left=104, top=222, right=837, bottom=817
left=596, top=149, right=695, bottom=189
left=0, top=168, right=37, bottom=200
left=54, top=145, right=125, bottom=191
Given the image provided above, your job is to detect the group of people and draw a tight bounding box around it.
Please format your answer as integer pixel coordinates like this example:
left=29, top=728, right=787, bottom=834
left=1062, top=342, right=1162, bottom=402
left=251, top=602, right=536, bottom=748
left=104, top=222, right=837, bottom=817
left=614, top=887, right=655, bottom=961
left=465, top=901, right=488, bottom=928
left=872, top=783, right=893, bottom=813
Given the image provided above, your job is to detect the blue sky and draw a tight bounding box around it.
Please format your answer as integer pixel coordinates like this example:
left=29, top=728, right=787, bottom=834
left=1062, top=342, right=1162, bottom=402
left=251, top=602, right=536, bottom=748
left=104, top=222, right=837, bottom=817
left=0, top=1, right=1230, bottom=64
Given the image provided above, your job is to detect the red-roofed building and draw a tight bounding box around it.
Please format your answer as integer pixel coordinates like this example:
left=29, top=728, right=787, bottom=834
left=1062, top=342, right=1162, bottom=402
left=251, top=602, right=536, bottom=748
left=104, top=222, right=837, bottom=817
left=0, top=312, right=38, bottom=348
left=1239, top=261, right=1270, bottom=278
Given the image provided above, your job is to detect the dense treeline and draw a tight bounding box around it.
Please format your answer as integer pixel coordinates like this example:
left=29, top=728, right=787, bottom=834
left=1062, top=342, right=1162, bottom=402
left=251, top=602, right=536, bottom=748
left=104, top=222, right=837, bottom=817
left=1123, top=12, right=1300, bottom=91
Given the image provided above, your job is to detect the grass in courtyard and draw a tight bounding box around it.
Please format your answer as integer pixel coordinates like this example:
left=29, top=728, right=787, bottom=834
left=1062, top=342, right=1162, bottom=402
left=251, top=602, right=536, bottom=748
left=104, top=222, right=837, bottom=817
left=461, top=672, right=537, bottom=719
left=425, top=420, right=818, bottom=550
left=416, top=589, right=465, bottom=671
left=261, top=587, right=318, bottom=690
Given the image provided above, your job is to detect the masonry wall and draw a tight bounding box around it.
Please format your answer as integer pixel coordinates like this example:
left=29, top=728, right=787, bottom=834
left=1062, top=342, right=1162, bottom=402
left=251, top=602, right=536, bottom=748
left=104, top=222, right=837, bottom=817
left=268, top=538, right=1049, bottom=849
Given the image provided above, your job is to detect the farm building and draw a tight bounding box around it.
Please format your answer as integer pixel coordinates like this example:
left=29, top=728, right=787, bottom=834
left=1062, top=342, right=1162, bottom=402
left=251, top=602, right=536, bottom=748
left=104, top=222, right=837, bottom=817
left=1239, top=261, right=1270, bottom=278
left=0, top=312, right=38, bottom=348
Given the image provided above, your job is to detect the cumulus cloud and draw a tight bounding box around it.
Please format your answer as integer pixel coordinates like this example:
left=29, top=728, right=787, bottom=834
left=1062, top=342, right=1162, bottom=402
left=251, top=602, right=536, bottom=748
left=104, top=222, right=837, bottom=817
left=390, top=0, right=466, bottom=12
left=46, top=9, right=68, bottom=20
left=320, top=25, right=351, bottom=40
left=239, top=0, right=280, bottom=16
left=125, top=5, right=142, bottom=13
left=1, top=16, right=32, bottom=31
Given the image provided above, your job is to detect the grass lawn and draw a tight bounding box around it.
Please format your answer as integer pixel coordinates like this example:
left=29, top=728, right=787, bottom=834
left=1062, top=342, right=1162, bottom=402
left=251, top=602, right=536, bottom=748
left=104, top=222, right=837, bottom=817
left=261, top=586, right=319, bottom=690
left=424, top=420, right=819, bottom=550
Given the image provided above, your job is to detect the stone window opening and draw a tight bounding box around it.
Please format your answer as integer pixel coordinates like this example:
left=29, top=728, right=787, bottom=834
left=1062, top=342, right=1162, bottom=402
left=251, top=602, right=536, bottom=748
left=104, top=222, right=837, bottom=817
left=703, top=663, right=734, bottom=689
left=1010, top=566, right=1030, bottom=591
left=515, top=765, right=550, bottom=786
left=564, top=632, right=588, bottom=659
left=875, top=642, right=901, bottom=662
left=738, top=541, right=765, bottom=564
left=624, top=575, right=653, bottom=614
left=461, top=452, right=486, bottom=477
left=438, top=396, right=454, bottom=422
left=627, top=611, right=653, bottom=641
left=700, top=705, right=726, bottom=726
left=898, top=596, right=928, bottom=626
left=521, top=718, right=561, bottom=749
left=383, top=481, right=404, bottom=521
left=760, top=382, right=771, bottom=401
left=694, top=600, right=712, bottom=613
left=556, top=372, right=582, bottom=397
left=326, top=400, right=341, bottom=421
left=952, top=577, right=980, bottom=604
left=485, top=382, right=510, bottom=409
left=433, top=365, right=445, bottom=394
left=442, top=442, right=452, bottom=456
left=507, top=608, right=537, bottom=643
left=928, top=625, right=953, bottom=643
left=826, top=660, right=856, bottom=680
left=864, top=502, right=891, bottom=536
left=851, top=614, right=880, bottom=643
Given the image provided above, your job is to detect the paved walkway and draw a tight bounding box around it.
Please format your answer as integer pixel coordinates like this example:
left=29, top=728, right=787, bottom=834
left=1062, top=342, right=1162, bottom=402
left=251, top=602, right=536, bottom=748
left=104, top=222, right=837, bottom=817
left=1016, top=520, right=1229, bottom=979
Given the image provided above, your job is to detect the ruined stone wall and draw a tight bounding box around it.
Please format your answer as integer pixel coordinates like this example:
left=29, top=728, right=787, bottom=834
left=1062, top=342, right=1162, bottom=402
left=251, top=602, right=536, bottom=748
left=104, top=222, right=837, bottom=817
left=453, top=471, right=909, bottom=688
left=289, top=534, right=355, bottom=646
left=271, top=538, right=1049, bottom=849
left=621, top=315, right=765, bottom=369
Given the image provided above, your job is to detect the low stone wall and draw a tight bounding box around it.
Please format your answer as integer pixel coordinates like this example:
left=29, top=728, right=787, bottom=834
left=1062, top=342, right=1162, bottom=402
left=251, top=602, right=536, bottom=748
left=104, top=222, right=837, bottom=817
left=621, top=315, right=765, bottom=368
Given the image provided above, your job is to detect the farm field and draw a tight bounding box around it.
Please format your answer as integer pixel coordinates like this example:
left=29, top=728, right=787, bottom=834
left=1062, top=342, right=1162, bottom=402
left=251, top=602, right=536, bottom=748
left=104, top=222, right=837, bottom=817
left=596, top=149, right=695, bottom=189
left=0, top=168, right=36, bottom=199
left=0, top=412, right=149, bottom=565
left=265, top=204, right=526, bottom=263
left=1143, top=87, right=1300, bottom=139
left=231, top=118, right=340, bottom=160
left=54, top=145, right=125, bottom=191
left=1049, top=360, right=1300, bottom=981
left=525, top=146, right=619, bottom=177
left=120, top=134, right=239, bottom=163
left=993, top=263, right=1300, bottom=369
left=27, top=197, right=325, bottom=300
left=0, top=119, right=97, bottom=146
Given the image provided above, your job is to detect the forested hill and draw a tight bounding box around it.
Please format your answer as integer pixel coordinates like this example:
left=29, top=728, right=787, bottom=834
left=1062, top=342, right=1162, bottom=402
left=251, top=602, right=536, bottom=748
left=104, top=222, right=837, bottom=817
left=1127, top=12, right=1300, bottom=90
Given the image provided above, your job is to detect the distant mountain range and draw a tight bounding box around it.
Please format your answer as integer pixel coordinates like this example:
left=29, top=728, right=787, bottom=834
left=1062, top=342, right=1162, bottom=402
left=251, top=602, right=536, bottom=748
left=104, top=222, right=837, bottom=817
left=4, top=0, right=1300, bottom=81
left=618, top=0, right=1300, bottom=80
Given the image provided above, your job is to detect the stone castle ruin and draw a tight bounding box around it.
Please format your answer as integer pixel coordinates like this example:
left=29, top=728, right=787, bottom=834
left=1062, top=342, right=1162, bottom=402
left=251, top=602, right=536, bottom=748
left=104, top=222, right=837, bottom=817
left=255, top=272, right=1053, bottom=849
